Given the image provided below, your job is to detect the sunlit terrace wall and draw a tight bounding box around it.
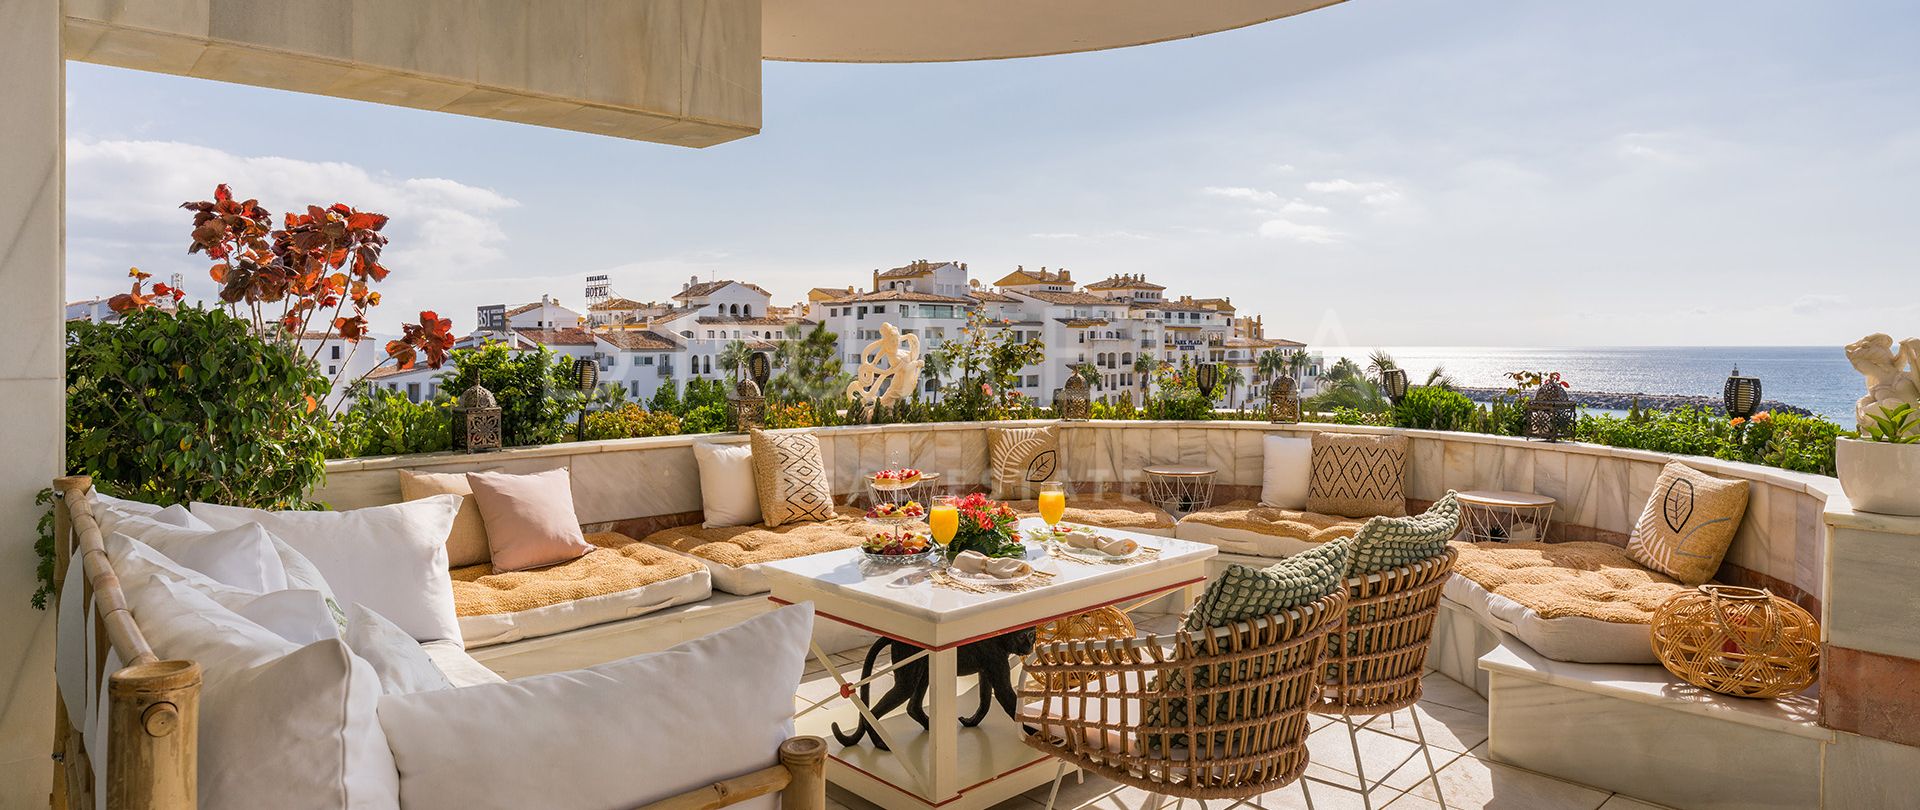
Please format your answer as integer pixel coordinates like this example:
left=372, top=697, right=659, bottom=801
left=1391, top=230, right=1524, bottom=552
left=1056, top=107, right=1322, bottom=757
left=315, top=420, right=1835, bottom=612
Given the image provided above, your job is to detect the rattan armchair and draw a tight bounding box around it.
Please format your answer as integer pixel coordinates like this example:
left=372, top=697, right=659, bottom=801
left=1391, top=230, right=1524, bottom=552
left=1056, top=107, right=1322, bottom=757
left=1018, top=591, right=1348, bottom=809
left=1312, top=548, right=1458, bottom=810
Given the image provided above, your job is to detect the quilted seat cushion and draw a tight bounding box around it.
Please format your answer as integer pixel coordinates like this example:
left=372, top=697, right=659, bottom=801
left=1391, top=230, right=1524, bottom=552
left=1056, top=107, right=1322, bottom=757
left=1446, top=540, right=1694, bottom=663
left=451, top=532, right=711, bottom=647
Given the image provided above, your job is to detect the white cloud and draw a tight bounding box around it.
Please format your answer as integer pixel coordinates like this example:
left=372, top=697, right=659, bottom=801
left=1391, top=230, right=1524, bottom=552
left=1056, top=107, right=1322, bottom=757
left=1305, top=178, right=1406, bottom=206
left=1028, top=230, right=1149, bottom=241
left=65, top=138, right=520, bottom=306
left=1257, top=218, right=1343, bottom=244
left=1202, top=186, right=1281, bottom=203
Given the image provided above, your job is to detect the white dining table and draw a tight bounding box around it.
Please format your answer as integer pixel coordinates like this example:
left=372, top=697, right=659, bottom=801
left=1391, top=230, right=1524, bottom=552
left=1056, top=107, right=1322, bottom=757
left=761, top=518, right=1217, bottom=810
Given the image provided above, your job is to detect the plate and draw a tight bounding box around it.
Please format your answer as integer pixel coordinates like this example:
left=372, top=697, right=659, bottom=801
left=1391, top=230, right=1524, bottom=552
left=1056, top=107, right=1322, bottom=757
left=945, top=564, right=1034, bottom=585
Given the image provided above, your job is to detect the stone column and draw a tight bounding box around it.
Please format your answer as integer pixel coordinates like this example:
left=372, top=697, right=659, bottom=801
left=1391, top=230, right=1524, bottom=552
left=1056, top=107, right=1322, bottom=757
left=0, top=0, right=64, bottom=803
left=1819, top=505, right=1920, bottom=805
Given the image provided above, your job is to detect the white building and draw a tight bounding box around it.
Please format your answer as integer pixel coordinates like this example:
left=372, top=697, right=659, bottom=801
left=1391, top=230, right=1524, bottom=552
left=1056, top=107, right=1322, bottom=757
left=293, top=331, right=389, bottom=409
left=505, top=296, right=584, bottom=330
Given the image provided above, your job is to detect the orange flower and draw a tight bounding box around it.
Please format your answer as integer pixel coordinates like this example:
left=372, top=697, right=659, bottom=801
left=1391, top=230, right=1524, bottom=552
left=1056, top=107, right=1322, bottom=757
left=1730, top=417, right=1747, bottom=427
left=1752, top=411, right=1773, bottom=423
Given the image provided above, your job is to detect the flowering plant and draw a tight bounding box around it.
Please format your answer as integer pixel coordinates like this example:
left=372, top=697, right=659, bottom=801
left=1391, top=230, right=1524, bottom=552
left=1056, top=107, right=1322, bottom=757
left=943, top=492, right=1024, bottom=560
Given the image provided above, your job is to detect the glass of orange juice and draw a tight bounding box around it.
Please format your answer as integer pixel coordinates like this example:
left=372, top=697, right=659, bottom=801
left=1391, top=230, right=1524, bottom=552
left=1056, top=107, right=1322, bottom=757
left=1037, top=482, right=1067, bottom=536
left=929, top=496, right=960, bottom=560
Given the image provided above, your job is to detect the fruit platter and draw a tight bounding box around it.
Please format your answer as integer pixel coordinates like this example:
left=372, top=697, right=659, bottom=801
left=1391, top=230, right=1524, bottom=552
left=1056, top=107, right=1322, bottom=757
left=865, top=500, right=927, bottom=524
left=861, top=528, right=935, bottom=566
left=867, top=468, right=925, bottom=490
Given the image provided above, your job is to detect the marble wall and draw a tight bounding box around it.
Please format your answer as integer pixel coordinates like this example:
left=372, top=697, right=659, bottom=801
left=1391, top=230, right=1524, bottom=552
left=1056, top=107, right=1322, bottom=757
left=62, top=0, right=763, bottom=147
left=0, top=1, right=65, bottom=799
left=315, top=421, right=1837, bottom=609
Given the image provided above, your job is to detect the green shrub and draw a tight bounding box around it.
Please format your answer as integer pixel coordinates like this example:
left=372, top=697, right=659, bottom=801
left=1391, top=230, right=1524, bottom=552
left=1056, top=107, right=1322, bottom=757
left=330, top=384, right=452, bottom=458
left=439, top=343, right=581, bottom=446
left=581, top=404, right=682, bottom=440
left=1575, top=407, right=1841, bottom=476
left=1391, top=386, right=1476, bottom=431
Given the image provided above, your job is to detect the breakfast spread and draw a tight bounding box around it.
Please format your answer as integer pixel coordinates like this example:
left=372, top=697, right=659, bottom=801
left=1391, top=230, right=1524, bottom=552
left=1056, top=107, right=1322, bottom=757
left=861, top=529, right=931, bottom=557
left=866, top=500, right=926, bottom=520
left=870, top=468, right=923, bottom=488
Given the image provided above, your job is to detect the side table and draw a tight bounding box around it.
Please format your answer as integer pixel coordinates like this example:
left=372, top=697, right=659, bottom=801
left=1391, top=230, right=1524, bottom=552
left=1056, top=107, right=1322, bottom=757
left=1143, top=464, right=1216, bottom=515
left=1456, top=490, right=1556, bottom=543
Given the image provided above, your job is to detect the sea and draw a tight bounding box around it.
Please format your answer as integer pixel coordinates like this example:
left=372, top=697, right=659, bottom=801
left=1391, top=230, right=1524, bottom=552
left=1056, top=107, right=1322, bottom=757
left=1315, top=346, right=1861, bottom=424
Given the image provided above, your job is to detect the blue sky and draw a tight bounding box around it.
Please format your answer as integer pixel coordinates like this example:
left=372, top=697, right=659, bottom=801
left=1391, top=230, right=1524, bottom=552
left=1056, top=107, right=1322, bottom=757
left=65, top=0, right=1919, bottom=346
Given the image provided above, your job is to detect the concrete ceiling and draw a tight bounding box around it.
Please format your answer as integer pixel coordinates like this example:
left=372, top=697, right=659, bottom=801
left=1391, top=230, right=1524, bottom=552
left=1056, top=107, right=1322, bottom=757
left=763, top=0, right=1350, bottom=63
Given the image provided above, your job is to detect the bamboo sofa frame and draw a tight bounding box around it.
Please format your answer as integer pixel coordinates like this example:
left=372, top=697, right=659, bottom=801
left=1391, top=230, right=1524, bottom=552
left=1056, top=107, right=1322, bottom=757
left=48, top=475, right=827, bottom=810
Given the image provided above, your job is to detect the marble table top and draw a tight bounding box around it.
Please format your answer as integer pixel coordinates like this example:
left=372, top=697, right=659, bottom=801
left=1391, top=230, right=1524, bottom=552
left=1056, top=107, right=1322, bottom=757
left=760, top=517, right=1216, bottom=648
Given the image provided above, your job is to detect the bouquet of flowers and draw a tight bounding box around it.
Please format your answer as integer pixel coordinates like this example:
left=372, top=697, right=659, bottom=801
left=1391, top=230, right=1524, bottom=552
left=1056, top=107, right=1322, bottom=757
left=943, top=492, right=1024, bottom=560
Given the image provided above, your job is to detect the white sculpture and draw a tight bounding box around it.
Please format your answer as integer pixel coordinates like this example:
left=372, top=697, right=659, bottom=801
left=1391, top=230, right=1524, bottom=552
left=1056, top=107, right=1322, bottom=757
left=846, top=322, right=923, bottom=407
left=1844, top=333, right=1920, bottom=434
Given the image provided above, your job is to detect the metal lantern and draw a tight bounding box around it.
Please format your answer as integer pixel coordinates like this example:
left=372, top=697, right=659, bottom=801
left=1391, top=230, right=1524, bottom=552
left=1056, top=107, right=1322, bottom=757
left=748, top=351, right=773, bottom=390
left=1381, top=367, right=1409, bottom=405
left=1267, top=376, right=1300, bottom=423
left=573, top=357, right=599, bottom=441
left=1525, top=381, right=1577, bottom=442
left=452, top=384, right=502, bottom=453
left=1058, top=374, right=1091, bottom=421
left=729, top=377, right=766, bottom=432
left=1724, top=366, right=1762, bottom=419
left=1195, top=362, right=1219, bottom=400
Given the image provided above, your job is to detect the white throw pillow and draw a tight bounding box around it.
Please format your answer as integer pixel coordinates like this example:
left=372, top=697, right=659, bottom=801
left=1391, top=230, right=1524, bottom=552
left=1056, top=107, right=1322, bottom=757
left=693, top=441, right=763, bottom=528
left=192, top=496, right=464, bottom=643
left=344, top=603, right=453, bottom=696
left=378, top=603, right=815, bottom=810
left=56, top=560, right=88, bottom=741
left=92, top=492, right=211, bottom=534
left=1260, top=435, right=1313, bottom=510
left=128, top=574, right=400, bottom=810
left=109, top=513, right=290, bottom=593
left=107, top=534, right=338, bottom=645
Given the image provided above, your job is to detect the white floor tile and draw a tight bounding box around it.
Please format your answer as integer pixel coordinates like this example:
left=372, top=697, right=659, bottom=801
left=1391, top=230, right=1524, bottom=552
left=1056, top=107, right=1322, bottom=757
left=1418, top=673, right=1488, bottom=715
left=1362, top=701, right=1490, bottom=754
left=1305, top=723, right=1423, bottom=790
left=1401, top=748, right=1611, bottom=810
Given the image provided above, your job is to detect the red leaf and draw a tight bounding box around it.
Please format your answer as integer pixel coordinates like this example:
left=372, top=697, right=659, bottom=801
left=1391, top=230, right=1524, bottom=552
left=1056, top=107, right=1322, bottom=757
left=346, top=212, right=389, bottom=231
left=214, top=184, right=232, bottom=203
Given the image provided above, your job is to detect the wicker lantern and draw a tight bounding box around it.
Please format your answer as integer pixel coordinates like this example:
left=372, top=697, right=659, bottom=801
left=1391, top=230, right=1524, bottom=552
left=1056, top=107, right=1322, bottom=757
left=1267, top=377, right=1300, bottom=423
left=729, top=377, right=766, bottom=432
left=452, top=384, right=502, bottom=453
left=1381, top=367, right=1409, bottom=405
left=1195, top=362, right=1219, bottom=400
left=748, top=351, right=773, bottom=390
left=1724, top=366, right=1762, bottom=419
left=1058, top=374, right=1091, bottom=421
left=1651, top=585, right=1819, bottom=699
left=1525, top=381, right=1577, bottom=442
left=573, top=357, right=599, bottom=442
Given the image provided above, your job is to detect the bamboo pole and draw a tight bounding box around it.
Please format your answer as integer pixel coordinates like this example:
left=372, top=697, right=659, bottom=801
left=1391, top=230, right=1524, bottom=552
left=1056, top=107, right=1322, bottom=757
left=779, top=736, right=827, bottom=810
left=106, top=660, right=199, bottom=810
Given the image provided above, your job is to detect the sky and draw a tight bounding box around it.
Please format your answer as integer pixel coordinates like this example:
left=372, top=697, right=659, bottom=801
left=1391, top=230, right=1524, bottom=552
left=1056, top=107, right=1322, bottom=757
left=64, top=0, right=1920, bottom=347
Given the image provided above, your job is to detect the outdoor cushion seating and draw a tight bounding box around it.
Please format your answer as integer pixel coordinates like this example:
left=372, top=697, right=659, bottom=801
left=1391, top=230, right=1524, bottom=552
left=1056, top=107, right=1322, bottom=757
left=451, top=531, right=712, bottom=647
left=643, top=507, right=876, bottom=595
left=1444, top=540, right=1691, bottom=664
left=1007, top=495, right=1177, bottom=536
left=1172, top=502, right=1370, bottom=558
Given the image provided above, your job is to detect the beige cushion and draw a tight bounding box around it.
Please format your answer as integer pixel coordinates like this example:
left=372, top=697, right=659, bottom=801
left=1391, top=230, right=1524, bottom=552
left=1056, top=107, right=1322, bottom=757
left=399, top=470, right=491, bottom=568
left=466, top=469, right=595, bottom=572
left=989, top=424, right=1061, bottom=500
left=1306, top=432, right=1408, bottom=518
left=749, top=429, right=835, bottom=527
left=643, top=508, right=873, bottom=595
left=1007, top=495, right=1175, bottom=535
left=692, top=442, right=761, bottom=528
left=451, top=532, right=711, bottom=646
left=1452, top=540, right=1689, bottom=625
left=1627, top=462, right=1751, bottom=585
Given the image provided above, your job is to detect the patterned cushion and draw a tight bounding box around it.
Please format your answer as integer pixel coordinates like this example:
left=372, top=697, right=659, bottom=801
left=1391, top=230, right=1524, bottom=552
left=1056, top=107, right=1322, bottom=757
left=1305, top=432, right=1408, bottom=519
left=1183, top=537, right=1352, bottom=631
left=1347, top=492, right=1462, bottom=575
left=748, top=430, right=835, bottom=528
left=988, top=425, right=1060, bottom=500
left=1627, top=462, right=1750, bottom=585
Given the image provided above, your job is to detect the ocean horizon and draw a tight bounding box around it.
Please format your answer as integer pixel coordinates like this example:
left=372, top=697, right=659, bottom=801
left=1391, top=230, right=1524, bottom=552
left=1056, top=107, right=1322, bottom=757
left=1316, top=345, right=1860, bottom=425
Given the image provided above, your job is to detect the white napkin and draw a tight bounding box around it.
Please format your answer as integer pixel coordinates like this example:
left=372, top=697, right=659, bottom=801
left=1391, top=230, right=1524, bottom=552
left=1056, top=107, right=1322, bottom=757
left=1064, top=530, right=1101, bottom=549
left=985, top=558, right=1033, bottom=579
left=1095, top=537, right=1139, bottom=556
left=952, top=550, right=990, bottom=574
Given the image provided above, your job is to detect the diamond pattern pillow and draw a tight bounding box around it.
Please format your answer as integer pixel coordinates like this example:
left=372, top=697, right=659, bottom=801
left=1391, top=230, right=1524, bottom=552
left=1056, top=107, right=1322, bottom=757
left=987, top=425, right=1060, bottom=500
left=748, top=430, right=835, bottom=528
left=1306, top=432, right=1408, bottom=519
left=1183, top=537, right=1353, bottom=631
left=1347, top=491, right=1462, bottom=575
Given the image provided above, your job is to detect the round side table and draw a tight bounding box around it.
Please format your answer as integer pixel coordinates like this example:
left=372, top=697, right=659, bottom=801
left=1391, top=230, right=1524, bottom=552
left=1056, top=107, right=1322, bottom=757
left=1143, top=465, right=1217, bottom=516
left=1456, top=490, right=1556, bottom=543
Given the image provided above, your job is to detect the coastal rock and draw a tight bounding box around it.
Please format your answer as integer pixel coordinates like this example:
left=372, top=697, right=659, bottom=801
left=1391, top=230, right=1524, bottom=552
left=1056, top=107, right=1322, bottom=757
left=1453, top=387, right=1814, bottom=418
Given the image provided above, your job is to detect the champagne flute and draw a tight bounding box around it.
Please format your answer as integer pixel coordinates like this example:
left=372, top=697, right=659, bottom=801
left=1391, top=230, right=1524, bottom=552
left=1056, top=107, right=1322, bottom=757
left=1037, top=481, right=1067, bottom=540
left=929, top=496, right=959, bottom=565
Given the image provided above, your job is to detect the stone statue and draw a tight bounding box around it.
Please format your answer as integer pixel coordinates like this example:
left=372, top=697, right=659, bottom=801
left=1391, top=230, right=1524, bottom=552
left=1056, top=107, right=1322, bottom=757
left=845, top=322, right=923, bottom=407
left=1844, top=333, right=1920, bottom=433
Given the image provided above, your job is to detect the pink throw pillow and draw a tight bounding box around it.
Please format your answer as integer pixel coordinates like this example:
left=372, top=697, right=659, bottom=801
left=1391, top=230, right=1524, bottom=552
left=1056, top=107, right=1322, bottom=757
left=465, top=469, right=593, bottom=572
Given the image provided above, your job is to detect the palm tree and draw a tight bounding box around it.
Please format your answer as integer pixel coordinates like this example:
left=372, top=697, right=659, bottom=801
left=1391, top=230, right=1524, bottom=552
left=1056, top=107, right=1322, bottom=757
left=1425, top=364, right=1458, bottom=391
left=1072, top=362, right=1101, bottom=390
left=589, top=382, right=630, bottom=411
left=717, top=339, right=754, bottom=384
left=920, top=347, right=952, bottom=403
left=1327, top=357, right=1364, bottom=384
left=1366, top=349, right=1398, bottom=387
left=1255, top=349, right=1286, bottom=391
left=1133, top=354, right=1157, bottom=399
left=1220, top=366, right=1247, bottom=407
left=1287, top=350, right=1310, bottom=384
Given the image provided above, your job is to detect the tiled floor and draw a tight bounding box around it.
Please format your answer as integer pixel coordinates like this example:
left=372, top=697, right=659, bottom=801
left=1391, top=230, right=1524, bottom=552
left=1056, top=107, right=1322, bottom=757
left=804, top=619, right=1675, bottom=810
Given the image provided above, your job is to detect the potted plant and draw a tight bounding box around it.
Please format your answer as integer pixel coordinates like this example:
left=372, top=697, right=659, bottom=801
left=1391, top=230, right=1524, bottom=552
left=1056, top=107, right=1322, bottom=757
left=1837, top=334, right=1920, bottom=516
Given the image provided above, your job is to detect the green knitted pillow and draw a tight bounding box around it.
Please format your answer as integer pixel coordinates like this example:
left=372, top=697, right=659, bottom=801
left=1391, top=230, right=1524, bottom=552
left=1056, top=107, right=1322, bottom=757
left=1182, top=536, right=1353, bottom=631
left=1346, top=491, right=1461, bottom=575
